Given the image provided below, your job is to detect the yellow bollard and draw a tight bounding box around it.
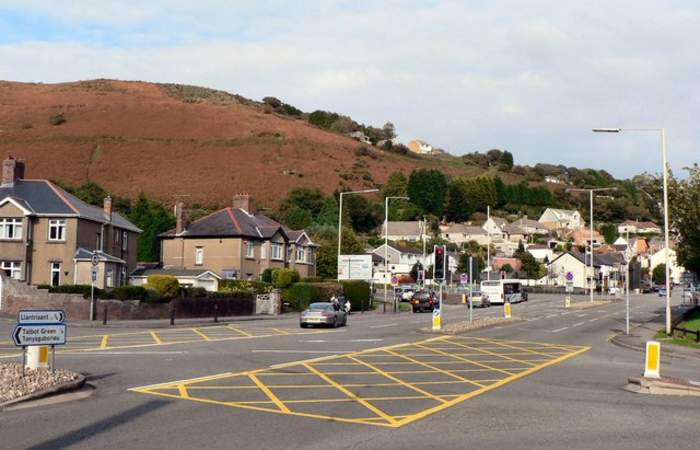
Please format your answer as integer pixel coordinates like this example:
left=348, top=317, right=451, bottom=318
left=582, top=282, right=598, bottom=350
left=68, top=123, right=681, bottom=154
left=504, top=302, right=512, bottom=319
left=26, top=345, right=50, bottom=370
left=564, top=296, right=571, bottom=308
left=462, top=294, right=467, bottom=304
left=644, top=341, right=661, bottom=379
left=432, top=309, right=442, bottom=331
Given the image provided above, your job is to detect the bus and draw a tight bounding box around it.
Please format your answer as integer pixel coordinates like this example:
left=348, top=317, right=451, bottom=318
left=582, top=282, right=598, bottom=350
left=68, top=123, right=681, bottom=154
left=480, top=279, right=524, bottom=304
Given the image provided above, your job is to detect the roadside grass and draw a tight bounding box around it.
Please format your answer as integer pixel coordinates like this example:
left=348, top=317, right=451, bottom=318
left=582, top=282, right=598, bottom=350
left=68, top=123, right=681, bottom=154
left=655, top=308, right=700, bottom=350
left=399, top=302, right=412, bottom=312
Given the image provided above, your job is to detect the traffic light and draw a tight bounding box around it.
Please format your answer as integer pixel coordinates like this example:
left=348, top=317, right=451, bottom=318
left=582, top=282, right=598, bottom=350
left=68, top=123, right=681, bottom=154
left=434, top=245, right=446, bottom=281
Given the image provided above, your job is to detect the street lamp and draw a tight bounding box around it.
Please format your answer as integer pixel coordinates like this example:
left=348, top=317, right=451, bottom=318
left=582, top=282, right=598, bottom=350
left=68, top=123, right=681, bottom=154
left=337, top=189, right=379, bottom=280
left=567, top=187, right=617, bottom=302
left=384, top=196, right=409, bottom=313
left=593, top=127, right=672, bottom=334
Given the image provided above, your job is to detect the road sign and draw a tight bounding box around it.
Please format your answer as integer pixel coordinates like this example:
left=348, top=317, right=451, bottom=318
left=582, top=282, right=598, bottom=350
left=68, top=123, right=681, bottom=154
left=460, top=273, right=469, bottom=285
left=91, top=251, right=99, bottom=266
left=565, top=281, right=574, bottom=293
left=12, top=324, right=67, bottom=346
left=337, top=255, right=372, bottom=281
left=566, top=271, right=574, bottom=282
left=390, top=275, right=399, bottom=286
left=18, top=310, right=65, bottom=324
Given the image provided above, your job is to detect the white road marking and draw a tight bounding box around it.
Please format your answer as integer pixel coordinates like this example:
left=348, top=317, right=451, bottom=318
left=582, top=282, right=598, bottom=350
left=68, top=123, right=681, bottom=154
left=587, top=318, right=599, bottom=323
left=369, top=323, right=398, bottom=329
left=576, top=314, right=588, bottom=317
left=572, top=322, right=586, bottom=327
left=64, top=351, right=188, bottom=355
left=252, top=350, right=352, bottom=354
left=551, top=327, right=569, bottom=333
left=350, top=339, right=383, bottom=343
left=303, top=340, right=327, bottom=343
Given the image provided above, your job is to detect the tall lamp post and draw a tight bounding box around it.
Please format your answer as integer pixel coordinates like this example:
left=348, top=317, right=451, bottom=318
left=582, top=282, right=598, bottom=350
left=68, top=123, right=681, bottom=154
left=384, top=196, right=409, bottom=312
left=337, top=189, right=378, bottom=280
left=593, top=127, right=672, bottom=334
left=566, top=187, right=617, bottom=302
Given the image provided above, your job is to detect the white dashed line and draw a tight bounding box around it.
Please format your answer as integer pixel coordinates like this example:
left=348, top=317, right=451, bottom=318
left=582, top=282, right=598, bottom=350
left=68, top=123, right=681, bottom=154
left=370, top=323, right=398, bottom=329
left=551, top=327, right=569, bottom=333
left=572, top=322, right=585, bottom=327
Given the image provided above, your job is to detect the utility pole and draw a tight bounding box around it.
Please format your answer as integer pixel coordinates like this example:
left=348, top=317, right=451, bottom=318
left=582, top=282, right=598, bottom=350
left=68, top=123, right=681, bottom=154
left=486, top=205, right=491, bottom=281
left=384, top=195, right=409, bottom=313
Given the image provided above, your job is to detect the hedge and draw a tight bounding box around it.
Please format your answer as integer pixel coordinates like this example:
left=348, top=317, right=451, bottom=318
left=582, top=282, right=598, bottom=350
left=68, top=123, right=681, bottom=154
left=342, top=281, right=371, bottom=311
left=37, top=284, right=104, bottom=299
left=272, top=268, right=300, bottom=289
left=219, top=279, right=272, bottom=296
left=261, top=268, right=274, bottom=283
left=108, top=285, right=148, bottom=301
left=284, top=283, right=321, bottom=311
left=146, top=275, right=181, bottom=299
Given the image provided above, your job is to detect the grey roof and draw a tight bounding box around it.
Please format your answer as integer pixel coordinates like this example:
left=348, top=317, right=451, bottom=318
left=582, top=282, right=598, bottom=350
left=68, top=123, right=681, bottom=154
left=385, top=221, right=423, bottom=236
left=374, top=242, right=422, bottom=255
left=443, top=223, right=486, bottom=235
left=74, top=248, right=126, bottom=264
left=548, top=250, right=625, bottom=268
left=503, top=224, right=526, bottom=235
left=130, top=267, right=221, bottom=278
left=489, top=217, right=508, bottom=227
left=511, top=218, right=548, bottom=230
left=0, top=180, right=141, bottom=233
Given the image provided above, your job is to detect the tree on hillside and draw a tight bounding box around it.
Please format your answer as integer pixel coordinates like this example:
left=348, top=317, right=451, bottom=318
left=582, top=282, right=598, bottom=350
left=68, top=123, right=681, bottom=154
left=382, top=171, right=408, bottom=198
left=344, top=195, right=381, bottom=233
left=129, top=193, right=175, bottom=262
left=382, top=122, right=396, bottom=140
left=600, top=224, right=619, bottom=245
left=284, top=206, right=313, bottom=230
left=407, top=169, right=448, bottom=216
left=668, top=164, right=700, bottom=277
left=446, top=180, right=470, bottom=222
left=315, top=197, right=339, bottom=226
left=279, top=187, right=325, bottom=219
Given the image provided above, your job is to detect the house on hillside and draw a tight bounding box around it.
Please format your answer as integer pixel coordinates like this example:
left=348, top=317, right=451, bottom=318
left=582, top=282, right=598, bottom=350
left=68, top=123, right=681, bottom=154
left=482, top=217, right=508, bottom=238
left=618, top=220, right=661, bottom=235
left=347, top=131, right=372, bottom=145
left=648, top=247, right=685, bottom=284
left=440, top=223, right=489, bottom=246
left=407, top=139, right=433, bottom=155
left=382, top=220, right=428, bottom=242
left=159, top=194, right=317, bottom=280
left=526, top=244, right=554, bottom=262
left=510, top=218, right=549, bottom=237
left=546, top=250, right=625, bottom=291
left=0, top=157, right=141, bottom=288
left=371, top=243, right=424, bottom=283
left=564, top=229, right=605, bottom=248
left=539, top=208, right=584, bottom=231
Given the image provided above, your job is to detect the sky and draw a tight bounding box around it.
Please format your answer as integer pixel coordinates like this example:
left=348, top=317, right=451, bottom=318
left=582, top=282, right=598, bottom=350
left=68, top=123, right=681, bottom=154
left=0, top=0, right=698, bottom=179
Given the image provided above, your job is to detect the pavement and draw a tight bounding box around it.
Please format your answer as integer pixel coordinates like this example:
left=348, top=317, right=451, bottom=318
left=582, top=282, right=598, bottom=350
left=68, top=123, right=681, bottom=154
left=0, top=293, right=698, bottom=449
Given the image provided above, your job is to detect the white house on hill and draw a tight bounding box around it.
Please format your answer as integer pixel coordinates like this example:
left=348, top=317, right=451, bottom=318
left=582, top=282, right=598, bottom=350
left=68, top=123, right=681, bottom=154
left=539, top=208, right=584, bottom=230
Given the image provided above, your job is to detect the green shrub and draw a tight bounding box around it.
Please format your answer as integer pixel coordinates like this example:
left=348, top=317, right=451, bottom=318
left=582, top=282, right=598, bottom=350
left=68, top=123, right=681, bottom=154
left=182, top=286, right=208, bottom=298
left=108, top=285, right=148, bottom=301
left=311, top=282, right=343, bottom=300
left=49, top=113, right=66, bottom=126
left=272, top=269, right=300, bottom=289
left=301, top=276, right=323, bottom=283
left=43, top=284, right=104, bottom=299
left=342, top=280, right=371, bottom=311
left=261, top=268, right=274, bottom=283
left=146, top=275, right=180, bottom=299
left=219, top=279, right=272, bottom=295
left=284, top=283, right=321, bottom=311
left=143, top=288, right=166, bottom=302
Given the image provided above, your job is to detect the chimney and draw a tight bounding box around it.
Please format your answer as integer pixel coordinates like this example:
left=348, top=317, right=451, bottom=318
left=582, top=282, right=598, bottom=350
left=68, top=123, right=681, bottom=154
left=233, top=193, right=255, bottom=214
left=103, top=195, right=113, bottom=219
left=175, top=201, right=185, bottom=235
left=2, top=156, right=25, bottom=187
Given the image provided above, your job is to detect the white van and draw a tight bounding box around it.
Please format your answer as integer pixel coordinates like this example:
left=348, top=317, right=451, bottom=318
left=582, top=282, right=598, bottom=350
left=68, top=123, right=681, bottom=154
left=480, top=279, right=523, bottom=304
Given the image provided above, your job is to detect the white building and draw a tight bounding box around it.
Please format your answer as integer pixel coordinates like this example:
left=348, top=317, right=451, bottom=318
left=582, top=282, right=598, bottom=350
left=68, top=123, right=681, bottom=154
left=371, top=243, right=424, bottom=283
left=539, top=208, right=584, bottom=231
left=440, top=223, right=489, bottom=246
left=382, top=220, right=428, bottom=242
left=407, top=139, right=433, bottom=155
left=129, top=268, right=221, bottom=292
left=482, top=217, right=508, bottom=238
left=526, top=244, right=554, bottom=262
left=649, top=247, right=685, bottom=284
left=618, top=220, right=662, bottom=235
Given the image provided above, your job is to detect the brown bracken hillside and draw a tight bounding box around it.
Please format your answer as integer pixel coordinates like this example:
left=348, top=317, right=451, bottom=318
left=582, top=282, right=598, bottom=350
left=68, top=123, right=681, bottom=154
left=0, top=79, right=486, bottom=208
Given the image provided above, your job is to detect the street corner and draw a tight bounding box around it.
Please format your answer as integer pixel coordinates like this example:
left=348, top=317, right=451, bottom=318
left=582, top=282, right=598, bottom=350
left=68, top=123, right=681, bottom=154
left=130, top=336, right=589, bottom=428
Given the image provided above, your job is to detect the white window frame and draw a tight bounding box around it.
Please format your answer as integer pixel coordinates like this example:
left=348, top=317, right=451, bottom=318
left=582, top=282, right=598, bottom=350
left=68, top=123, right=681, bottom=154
left=48, top=219, right=66, bottom=241
left=296, top=247, right=306, bottom=263
left=0, top=218, right=23, bottom=240
left=195, top=246, right=204, bottom=265
left=122, top=231, right=128, bottom=251
left=0, top=261, right=21, bottom=280
left=286, top=245, right=293, bottom=261
left=271, top=243, right=283, bottom=261
left=50, top=262, right=61, bottom=286
left=245, top=241, right=254, bottom=258
left=106, top=268, right=114, bottom=288
left=115, top=230, right=120, bottom=246
left=260, top=242, right=268, bottom=260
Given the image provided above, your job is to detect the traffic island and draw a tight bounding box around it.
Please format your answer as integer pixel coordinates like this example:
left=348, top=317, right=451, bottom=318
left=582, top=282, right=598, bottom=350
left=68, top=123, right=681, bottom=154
left=421, top=317, right=522, bottom=335
left=625, top=376, right=700, bottom=397
left=0, top=363, right=85, bottom=409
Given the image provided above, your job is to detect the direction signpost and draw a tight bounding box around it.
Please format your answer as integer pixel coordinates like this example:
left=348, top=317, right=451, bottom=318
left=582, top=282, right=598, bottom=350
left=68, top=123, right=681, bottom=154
left=90, top=251, right=99, bottom=321
left=565, top=271, right=574, bottom=308
left=13, top=309, right=66, bottom=373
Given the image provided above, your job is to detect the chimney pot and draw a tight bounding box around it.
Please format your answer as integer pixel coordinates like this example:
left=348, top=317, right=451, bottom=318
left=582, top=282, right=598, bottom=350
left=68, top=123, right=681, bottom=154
left=2, top=156, right=25, bottom=187
left=103, top=195, right=113, bottom=218
left=233, top=194, right=255, bottom=214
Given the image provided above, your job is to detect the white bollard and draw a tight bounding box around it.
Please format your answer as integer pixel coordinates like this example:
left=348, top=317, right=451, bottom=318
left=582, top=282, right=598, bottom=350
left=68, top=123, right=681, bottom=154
left=643, top=341, right=661, bottom=379
left=26, top=346, right=50, bottom=370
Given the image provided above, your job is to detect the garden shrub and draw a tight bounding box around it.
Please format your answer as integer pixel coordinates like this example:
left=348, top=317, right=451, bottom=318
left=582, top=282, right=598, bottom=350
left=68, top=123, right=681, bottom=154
left=272, top=269, right=300, bottom=289
left=41, top=284, right=104, bottom=299
left=284, top=283, right=321, bottom=311
left=261, top=268, right=274, bottom=283
left=108, top=285, right=148, bottom=301
left=146, top=275, right=180, bottom=299
left=219, top=279, right=272, bottom=296
left=182, top=286, right=208, bottom=298
left=342, top=281, right=371, bottom=311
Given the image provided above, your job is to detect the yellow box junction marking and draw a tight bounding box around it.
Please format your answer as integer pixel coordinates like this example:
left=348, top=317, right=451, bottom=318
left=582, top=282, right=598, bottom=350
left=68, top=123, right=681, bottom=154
left=130, top=336, right=590, bottom=428
left=0, top=324, right=328, bottom=359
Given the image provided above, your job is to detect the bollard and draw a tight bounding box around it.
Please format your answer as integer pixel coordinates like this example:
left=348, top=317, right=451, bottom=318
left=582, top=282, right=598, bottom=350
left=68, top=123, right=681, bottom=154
left=214, top=303, right=219, bottom=323
left=644, top=341, right=661, bottom=379
left=432, top=309, right=442, bottom=331
left=170, top=307, right=175, bottom=326
left=564, top=296, right=571, bottom=308
left=26, top=346, right=50, bottom=370
left=103, top=304, right=108, bottom=325
left=504, top=302, right=512, bottom=319
left=462, top=293, right=467, bottom=304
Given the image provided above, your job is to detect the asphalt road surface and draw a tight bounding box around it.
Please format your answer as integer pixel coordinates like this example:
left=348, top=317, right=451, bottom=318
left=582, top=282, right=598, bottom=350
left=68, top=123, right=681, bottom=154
left=1, top=293, right=698, bottom=450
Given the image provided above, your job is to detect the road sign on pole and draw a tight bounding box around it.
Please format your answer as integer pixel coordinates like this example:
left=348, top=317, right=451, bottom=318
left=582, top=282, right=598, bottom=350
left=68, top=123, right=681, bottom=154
left=13, top=324, right=67, bottom=346
left=91, top=251, right=99, bottom=266
left=18, top=310, right=65, bottom=324
left=460, top=273, right=469, bottom=285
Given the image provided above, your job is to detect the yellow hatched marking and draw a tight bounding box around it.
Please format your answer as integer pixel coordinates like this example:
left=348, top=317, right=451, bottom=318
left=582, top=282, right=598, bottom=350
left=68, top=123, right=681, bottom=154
left=227, top=325, right=253, bottom=337
left=99, top=335, right=109, bottom=349
left=384, top=349, right=486, bottom=389
left=416, top=342, right=515, bottom=376
left=272, top=328, right=290, bottom=335
left=177, top=384, right=190, bottom=399
left=472, top=338, right=563, bottom=359
left=304, top=363, right=397, bottom=425
left=150, top=331, right=163, bottom=345
left=249, top=373, right=290, bottom=413
left=446, top=340, right=537, bottom=367
left=191, top=328, right=211, bottom=341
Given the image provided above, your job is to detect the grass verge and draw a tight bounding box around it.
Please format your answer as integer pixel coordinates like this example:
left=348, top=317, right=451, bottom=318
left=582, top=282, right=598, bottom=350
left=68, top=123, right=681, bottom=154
left=655, top=308, right=700, bottom=350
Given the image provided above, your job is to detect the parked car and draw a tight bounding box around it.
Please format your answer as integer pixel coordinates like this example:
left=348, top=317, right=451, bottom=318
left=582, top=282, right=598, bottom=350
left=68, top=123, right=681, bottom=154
left=300, top=302, right=347, bottom=328
left=410, top=290, right=438, bottom=313
left=658, top=288, right=667, bottom=297
left=396, top=285, right=416, bottom=302
left=469, top=290, right=491, bottom=308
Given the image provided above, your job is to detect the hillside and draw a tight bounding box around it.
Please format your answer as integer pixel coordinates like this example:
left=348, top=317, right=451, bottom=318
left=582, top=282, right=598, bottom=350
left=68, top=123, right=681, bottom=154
left=0, top=79, right=490, bottom=208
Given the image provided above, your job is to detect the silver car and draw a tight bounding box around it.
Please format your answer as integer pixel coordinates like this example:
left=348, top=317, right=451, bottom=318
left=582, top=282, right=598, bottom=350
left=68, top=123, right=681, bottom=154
left=300, top=302, right=347, bottom=328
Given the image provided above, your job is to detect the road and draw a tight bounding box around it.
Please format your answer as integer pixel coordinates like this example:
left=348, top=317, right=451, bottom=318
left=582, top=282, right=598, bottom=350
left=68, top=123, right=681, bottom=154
left=1, top=293, right=698, bottom=449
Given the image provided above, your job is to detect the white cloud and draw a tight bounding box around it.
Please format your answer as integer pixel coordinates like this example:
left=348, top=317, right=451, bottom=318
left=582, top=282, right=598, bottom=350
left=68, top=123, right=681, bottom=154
left=0, top=0, right=698, bottom=177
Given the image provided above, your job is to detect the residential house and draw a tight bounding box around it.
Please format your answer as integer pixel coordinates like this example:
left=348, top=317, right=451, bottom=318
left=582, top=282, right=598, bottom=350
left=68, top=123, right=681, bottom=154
left=539, top=208, right=584, bottom=230
left=130, top=267, right=221, bottom=292
left=648, top=247, right=685, bottom=284
left=159, top=194, right=317, bottom=280
left=482, top=217, right=508, bottom=239
left=564, top=229, right=604, bottom=248
left=503, top=223, right=526, bottom=243
left=0, top=156, right=141, bottom=288
left=526, top=244, right=554, bottom=262
left=544, top=176, right=564, bottom=184
left=510, top=218, right=549, bottom=237
left=347, top=131, right=372, bottom=145
left=371, top=243, right=423, bottom=283
left=546, top=250, right=624, bottom=291
left=382, top=220, right=428, bottom=242
left=618, top=220, right=661, bottom=235
left=406, top=139, right=433, bottom=155
left=440, top=223, right=489, bottom=246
